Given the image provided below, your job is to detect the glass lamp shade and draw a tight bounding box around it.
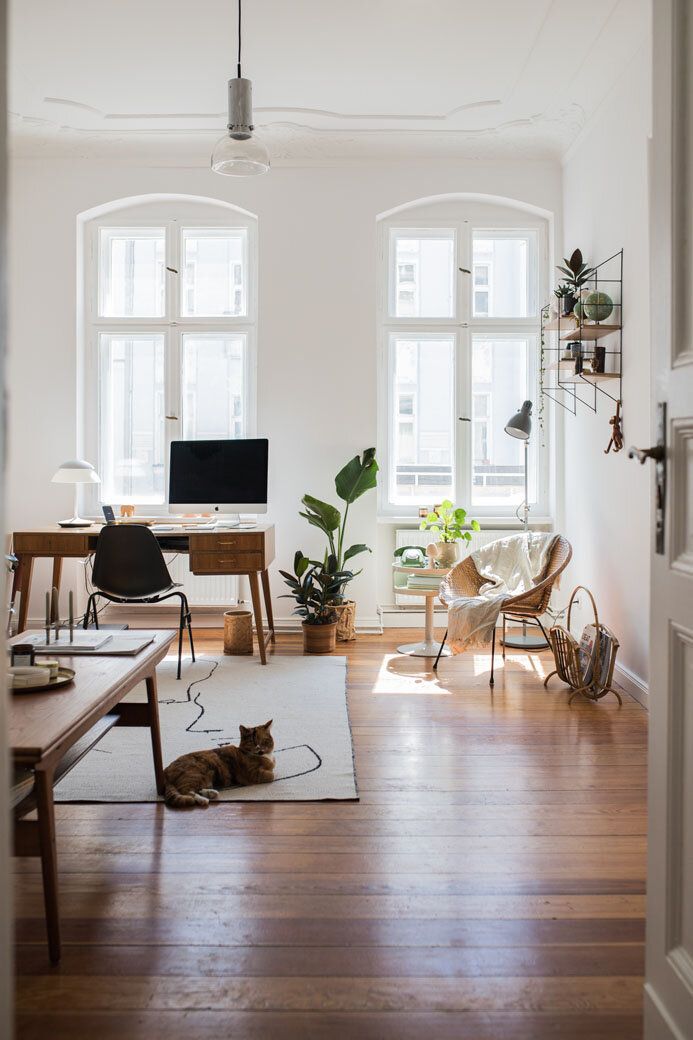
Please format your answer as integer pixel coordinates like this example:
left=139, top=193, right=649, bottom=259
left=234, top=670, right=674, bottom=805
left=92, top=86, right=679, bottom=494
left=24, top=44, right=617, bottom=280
left=504, top=400, right=533, bottom=440
left=211, top=132, right=270, bottom=176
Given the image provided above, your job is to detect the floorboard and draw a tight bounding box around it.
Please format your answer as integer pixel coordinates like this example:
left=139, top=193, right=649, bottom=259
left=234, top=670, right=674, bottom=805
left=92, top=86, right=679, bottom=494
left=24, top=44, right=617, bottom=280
left=14, top=629, right=647, bottom=1038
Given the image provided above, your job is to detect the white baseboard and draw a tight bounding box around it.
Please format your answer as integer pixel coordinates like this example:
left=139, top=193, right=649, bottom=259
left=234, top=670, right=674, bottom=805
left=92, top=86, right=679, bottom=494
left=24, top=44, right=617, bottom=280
left=614, top=662, right=649, bottom=708
left=25, top=608, right=384, bottom=635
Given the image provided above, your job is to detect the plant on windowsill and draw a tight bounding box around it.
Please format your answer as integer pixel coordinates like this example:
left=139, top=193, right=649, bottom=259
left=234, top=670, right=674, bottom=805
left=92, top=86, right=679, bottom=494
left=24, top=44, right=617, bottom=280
left=279, top=552, right=356, bottom=654
left=298, top=448, right=379, bottom=640
left=419, top=500, right=480, bottom=568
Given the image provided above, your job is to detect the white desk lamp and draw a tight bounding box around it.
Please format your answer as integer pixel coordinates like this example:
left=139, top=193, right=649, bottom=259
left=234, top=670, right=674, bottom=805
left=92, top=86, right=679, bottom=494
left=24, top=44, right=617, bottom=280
left=502, top=401, right=548, bottom=650
left=52, top=459, right=100, bottom=528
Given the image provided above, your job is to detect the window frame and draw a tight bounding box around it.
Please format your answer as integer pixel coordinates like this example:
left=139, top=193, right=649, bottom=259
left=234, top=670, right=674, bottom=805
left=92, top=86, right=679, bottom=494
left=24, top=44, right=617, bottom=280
left=82, top=202, right=258, bottom=514
left=377, top=205, right=549, bottom=520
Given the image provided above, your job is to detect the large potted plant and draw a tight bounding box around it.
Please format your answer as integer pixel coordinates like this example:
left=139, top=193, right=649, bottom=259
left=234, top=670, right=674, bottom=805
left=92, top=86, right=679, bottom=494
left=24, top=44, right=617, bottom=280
left=298, top=448, right=378, bottom=640
left=280, top=552, right=355, bottom=654
left=419, top=500, right=480, bottom=567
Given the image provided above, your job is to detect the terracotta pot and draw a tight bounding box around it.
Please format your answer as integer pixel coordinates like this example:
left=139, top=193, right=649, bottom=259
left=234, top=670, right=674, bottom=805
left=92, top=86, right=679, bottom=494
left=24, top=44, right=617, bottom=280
left=302, top=620, right=338, bottom=654
left=436, top=542, right=460, bottom=568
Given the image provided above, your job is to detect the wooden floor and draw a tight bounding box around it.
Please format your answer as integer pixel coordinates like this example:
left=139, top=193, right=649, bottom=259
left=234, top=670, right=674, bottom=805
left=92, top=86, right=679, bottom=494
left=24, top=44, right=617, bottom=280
left=13, top=629, right=648, bottom=1039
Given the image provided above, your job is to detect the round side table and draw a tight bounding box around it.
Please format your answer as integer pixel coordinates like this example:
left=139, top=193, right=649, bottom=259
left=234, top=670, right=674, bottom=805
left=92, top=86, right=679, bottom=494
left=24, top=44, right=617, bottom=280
left=393, top=564, right=451, bottom=658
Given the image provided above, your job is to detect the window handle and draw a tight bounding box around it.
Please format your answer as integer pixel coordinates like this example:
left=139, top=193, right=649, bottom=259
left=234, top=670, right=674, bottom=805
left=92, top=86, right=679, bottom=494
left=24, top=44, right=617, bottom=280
left=459, top=267, right=471, bottom=274
left=166, top=266, right=178, bottom=274
left=458, top=417, right=471, bottom=422
left=165, top=414, right=179, bottom=421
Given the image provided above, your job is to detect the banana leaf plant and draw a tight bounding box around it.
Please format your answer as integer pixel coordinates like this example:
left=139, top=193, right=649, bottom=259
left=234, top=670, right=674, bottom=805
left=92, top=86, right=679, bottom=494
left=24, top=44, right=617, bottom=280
left=298, top=448, right=378, bottom=602
left=279, top=552, right=356, bottom=625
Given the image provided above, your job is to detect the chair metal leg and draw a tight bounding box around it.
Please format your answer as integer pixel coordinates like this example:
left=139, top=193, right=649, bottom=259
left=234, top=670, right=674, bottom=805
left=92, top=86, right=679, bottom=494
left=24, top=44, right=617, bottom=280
left=176, top=594, right=185, bottom=680
left=490, top=627, right=496, bottom=686
left=183, top=594, right=195, bottom=663
left=537, top=617, right=551, bottom=645
left=433, top=630, right=448, bottom=671
left=502, top=613, right=506, bottom=659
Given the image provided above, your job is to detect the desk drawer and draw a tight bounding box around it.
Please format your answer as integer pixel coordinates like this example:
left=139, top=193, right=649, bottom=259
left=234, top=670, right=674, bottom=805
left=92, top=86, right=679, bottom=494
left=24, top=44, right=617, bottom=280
left=14, top=533, right=93, bottom=555
left=190, top=551, right=263, bottom=574
left=188, top=533, right=264, bottom=552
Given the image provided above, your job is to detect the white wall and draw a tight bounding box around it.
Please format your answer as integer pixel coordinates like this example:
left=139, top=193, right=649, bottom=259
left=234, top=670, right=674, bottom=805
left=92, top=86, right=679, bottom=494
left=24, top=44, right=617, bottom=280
left=561, top=45, right=652, bottom=694
left=7, top=157, right=561, bottom=626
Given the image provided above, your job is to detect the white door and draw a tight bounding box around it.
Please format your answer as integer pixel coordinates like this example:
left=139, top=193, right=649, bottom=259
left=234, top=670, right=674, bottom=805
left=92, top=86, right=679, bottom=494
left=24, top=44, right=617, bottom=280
left=644, top=2, right=693, bottom=1037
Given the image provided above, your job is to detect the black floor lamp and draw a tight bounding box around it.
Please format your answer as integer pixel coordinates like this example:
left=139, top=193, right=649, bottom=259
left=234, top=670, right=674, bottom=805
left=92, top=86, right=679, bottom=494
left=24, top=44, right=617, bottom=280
left=502, top=400, right=549, bottom=650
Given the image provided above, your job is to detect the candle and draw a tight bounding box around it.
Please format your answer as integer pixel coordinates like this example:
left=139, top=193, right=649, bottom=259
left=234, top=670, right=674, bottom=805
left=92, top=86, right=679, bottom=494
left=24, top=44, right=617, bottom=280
left=45, top=591, right=50, bottom=644
left=52, top=586, right=59, bottom=638
left=69, top=590, right=74, bottom=642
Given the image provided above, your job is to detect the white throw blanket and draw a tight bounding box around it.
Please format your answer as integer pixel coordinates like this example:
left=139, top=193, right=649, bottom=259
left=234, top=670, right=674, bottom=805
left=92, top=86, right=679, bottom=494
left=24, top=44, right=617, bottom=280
left=440, top=532, right=558, bottom=651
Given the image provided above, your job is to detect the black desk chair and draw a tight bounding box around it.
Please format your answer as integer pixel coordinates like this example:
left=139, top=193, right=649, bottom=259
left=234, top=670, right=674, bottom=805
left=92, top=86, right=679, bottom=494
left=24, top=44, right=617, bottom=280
left=84, top=524, right=195, bottom=679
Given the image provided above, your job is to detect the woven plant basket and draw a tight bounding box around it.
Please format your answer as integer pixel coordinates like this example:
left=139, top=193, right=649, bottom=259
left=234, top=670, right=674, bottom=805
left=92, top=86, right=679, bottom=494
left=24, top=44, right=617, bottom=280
left=333, top=600, right=356, bottom=641
left=223, top=609, right=253, bottom=655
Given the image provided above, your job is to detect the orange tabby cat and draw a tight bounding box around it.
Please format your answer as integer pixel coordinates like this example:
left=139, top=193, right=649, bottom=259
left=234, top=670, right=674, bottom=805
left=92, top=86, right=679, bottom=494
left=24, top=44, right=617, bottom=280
left=163, top=721, right=274, bottom=808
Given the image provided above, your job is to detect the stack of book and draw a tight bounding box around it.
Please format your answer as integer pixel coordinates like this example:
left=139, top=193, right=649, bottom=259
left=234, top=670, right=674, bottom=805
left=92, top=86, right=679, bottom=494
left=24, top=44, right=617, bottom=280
left=406, top=573, right=444, bottom=591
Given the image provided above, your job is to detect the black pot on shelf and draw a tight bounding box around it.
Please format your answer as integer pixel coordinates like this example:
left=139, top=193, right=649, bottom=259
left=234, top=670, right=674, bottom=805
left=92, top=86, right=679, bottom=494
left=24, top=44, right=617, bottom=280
left=561, top=292, right=577, bottom=317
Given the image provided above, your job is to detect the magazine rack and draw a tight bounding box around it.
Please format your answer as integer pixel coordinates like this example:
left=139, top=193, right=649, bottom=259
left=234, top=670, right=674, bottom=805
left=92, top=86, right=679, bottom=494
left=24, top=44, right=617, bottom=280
left=544, top=585, right=622, bottom=704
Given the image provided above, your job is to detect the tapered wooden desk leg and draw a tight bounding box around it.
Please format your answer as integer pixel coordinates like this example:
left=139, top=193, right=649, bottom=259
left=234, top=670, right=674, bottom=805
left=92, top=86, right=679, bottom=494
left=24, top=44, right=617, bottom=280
left=145, top=672, right=165, bottom=795
left=248, top=571, right=267, bottom=664
left=261, top=569, right=275, bottom=642
left=16, top=554, right=34, bottom=634
left=34, top=766, right=61, bottom=963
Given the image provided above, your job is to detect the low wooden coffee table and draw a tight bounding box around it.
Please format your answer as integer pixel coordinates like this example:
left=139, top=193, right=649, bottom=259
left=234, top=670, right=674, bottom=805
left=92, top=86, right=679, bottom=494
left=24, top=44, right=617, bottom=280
left=9, top=629, right=176, bottom=962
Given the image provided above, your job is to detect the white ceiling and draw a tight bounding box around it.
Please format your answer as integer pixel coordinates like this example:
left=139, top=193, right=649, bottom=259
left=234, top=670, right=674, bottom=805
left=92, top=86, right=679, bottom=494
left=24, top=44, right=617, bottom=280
left=9, top=0, right=650, bottom=163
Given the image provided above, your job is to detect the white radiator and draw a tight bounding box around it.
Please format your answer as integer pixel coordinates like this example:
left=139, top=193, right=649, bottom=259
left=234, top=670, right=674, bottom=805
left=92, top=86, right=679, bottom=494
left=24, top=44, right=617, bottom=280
left=394, top=528, right=506, bottom=605
left=164, top=554, right=239, bottom=607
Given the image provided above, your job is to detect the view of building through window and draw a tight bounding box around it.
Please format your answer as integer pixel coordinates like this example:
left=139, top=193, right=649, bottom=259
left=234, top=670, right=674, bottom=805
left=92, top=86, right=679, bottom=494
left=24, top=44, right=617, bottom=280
left=383, top=218, right=541, bottom=513
left=90, top=216, right=255, bottom=505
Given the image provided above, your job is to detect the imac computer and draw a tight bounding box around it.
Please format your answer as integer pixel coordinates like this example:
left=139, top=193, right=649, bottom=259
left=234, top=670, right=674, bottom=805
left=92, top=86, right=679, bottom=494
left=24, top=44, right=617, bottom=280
left=169, top=439, right=268, bottom=527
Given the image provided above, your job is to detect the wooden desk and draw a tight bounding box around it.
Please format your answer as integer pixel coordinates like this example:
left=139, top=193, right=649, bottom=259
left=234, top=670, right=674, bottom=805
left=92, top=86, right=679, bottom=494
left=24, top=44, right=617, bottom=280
left=12, top=523, right=276, bottom=663
left=10, top=630, right=175, bottom=962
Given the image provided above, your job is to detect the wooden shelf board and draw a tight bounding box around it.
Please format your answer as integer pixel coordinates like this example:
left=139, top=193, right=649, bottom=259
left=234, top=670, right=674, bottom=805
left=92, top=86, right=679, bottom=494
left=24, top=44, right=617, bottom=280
left=559, top=324, right=621, bottom=341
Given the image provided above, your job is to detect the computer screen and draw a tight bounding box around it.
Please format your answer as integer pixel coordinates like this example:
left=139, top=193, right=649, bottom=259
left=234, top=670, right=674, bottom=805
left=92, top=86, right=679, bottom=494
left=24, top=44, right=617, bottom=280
left=168, top=439, right=268, bottom=513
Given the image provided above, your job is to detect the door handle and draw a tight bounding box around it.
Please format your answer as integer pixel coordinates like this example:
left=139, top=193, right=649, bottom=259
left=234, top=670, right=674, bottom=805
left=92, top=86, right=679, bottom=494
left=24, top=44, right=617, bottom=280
left=628, top=445, right=664, bottom=464
left=628, top=402, right=667, bottom=554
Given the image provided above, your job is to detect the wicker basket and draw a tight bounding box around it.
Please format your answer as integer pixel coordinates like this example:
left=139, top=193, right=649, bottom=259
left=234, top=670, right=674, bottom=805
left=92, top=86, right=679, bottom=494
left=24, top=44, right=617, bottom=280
left=545, top=585, right=622, bottom=704
left=223, top=609, right=253, bottom=655
left=333, top=600, right=356, bottom=641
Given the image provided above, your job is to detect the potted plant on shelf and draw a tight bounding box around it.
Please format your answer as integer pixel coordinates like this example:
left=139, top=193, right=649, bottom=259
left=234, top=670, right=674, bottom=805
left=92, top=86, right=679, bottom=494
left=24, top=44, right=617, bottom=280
left=298, top=448, right=378, bottom=640
left=419, top=500, right=480, bottom=567
left=280, top=551, right=355, bottom=654
left=555, top=248, right=595, bottom=316
left=553, top=283, right=576, bottom=318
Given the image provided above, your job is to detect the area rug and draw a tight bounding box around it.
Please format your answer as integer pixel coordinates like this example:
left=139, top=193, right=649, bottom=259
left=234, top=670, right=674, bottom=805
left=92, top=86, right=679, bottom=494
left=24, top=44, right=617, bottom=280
left=55, top=654, right=357, bottom=802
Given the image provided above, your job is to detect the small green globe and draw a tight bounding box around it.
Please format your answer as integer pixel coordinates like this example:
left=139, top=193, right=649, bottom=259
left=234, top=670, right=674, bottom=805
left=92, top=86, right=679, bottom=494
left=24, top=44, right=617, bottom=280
left=573, top=298, right=584, bottom=321
left=583, top=291, right=613, bottom=322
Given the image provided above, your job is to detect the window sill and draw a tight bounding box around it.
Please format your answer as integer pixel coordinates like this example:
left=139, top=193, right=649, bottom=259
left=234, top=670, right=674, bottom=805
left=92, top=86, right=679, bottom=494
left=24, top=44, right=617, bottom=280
left=377, top=515, right=555, bottom=527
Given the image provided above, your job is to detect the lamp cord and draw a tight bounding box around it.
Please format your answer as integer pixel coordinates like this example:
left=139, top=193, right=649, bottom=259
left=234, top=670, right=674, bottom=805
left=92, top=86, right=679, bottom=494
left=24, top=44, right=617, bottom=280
left=237, top=0, right=242, bottom=78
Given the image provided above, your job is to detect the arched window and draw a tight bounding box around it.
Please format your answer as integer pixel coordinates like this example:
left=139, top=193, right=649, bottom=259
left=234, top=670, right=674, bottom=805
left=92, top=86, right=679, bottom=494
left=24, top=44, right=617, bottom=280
left=377, top=196, right=549, bottom=519
left=81, top=195, right=257, bottom=512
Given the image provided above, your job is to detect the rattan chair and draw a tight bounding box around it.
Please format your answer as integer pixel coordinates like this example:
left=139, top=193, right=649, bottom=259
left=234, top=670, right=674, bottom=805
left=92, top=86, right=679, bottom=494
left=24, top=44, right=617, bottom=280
left=433, top=535, right=573, bottom=685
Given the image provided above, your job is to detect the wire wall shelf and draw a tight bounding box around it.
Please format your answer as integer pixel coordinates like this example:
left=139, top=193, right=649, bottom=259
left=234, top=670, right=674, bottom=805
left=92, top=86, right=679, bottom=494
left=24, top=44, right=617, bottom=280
left=540, top=249, right=623, bottom=430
